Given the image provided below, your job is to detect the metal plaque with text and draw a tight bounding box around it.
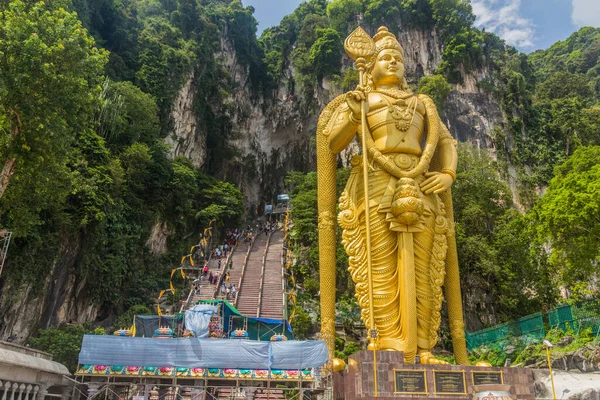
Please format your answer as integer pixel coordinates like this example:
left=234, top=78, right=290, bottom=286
left=434, top=370, right=466, bottom=394
left=472, top=371, right=503, bottom=385
left=394, top=370, right=427, bottom=394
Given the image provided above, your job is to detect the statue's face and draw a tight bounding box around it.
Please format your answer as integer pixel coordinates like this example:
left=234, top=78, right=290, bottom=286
left=371, top=49, right=404, bottom=88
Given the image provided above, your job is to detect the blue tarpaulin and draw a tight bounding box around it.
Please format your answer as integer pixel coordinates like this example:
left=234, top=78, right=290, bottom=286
left=78, top=336, right=328, bottom=369
left=184, top=304, right=219, bottom=338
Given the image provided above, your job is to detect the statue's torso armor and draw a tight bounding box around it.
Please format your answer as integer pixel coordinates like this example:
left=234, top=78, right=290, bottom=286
left=366, top=92, right=426, bottom=157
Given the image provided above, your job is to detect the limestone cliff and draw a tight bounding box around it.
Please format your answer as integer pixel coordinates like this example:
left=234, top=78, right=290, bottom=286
left=167, top=26, right=504, bottom=210
left=0, top=236, right=100, bottom=343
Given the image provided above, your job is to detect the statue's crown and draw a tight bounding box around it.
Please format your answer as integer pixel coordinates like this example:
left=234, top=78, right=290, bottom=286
left=373, top=27, right=404, bottom=60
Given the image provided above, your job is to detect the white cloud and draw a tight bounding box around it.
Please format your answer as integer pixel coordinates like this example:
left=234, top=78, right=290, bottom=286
left=472, top=0, right=536, bottom=49
left=571, top=0, right=600, bottom=27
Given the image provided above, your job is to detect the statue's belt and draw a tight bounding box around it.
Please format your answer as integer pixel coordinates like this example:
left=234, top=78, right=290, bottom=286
left=352, top=153, right=422, bottom=176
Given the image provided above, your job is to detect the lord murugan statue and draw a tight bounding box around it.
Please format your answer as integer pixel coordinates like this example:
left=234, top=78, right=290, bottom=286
left=317, top=26, right=469, bottom=365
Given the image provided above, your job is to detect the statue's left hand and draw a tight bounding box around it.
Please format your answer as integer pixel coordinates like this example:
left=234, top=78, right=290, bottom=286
left=420, top=172, right=453, bottom=194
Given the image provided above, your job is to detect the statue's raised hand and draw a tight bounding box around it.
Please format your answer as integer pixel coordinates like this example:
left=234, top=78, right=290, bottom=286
left=345, top=86, right=368, bottom=121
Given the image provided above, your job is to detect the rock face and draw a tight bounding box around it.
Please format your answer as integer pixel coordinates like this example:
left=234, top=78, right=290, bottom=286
left=167, top=26, right=504, bottom=209
left=0, top=235, right=100, bottom=343
left=166, top=73, right=206, bottom=169
left=551, top=344, right=600, bottom=372
left=444, top=91, right=503, bottom=149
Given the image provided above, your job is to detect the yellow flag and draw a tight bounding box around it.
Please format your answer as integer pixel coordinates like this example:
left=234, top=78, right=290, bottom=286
left=158, top=290, right=166, bottom=300
left=157, top=305, right=162, bottom=316
left=129, top=317, right=136, bottom=337
left=189, top=256, right=195, bottom=266
left=190, top=246, right=195, bottom=253
left=180, top=256, right=186, bottom=264
left=180, top=268, right=186, bottom=279
left=170, top=281, right=174, bottom=292
left=171, top=269, right=176, bottom=278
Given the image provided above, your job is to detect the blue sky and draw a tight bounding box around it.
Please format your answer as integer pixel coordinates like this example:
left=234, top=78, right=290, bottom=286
left=244, top=0, right=600, bottom=53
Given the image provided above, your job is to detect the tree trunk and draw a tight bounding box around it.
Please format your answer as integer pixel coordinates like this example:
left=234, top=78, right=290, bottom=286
left=0, top=157, right=16, bottom=199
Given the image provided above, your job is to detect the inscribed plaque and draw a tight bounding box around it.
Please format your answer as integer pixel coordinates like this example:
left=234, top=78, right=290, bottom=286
left=433, top=370, right=466, bottom=394
left=394, top=370, right=427, bottom=394
left=472, top=371, right=503, bottom=385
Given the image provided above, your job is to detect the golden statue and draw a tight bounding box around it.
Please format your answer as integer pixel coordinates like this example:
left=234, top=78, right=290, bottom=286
left=317, top=27, right=469, bottom=365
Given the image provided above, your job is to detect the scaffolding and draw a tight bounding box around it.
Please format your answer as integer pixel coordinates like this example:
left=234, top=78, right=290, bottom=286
left=72, top=380, right=333, bottom=400
left=0, top=229, right=12, bottom=278
left=72, top=373, right=333, bottom=400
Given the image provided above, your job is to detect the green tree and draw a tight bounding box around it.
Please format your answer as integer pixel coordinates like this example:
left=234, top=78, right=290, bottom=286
left=417, top=74, right=452, bottom=112
left=0, top=0, right=107, bottom=234
left=326, top=0, right=363, bottom=34
left=135, top=16, right=197, bottom=124
left=29, top=324, right=93, bottom=373
left=430, top=0, right=474, bottom=41
left=310, top=28, right=343, bottom=80
left=99, top=81, right=161, bottom=151
left=532, top=146, right=600, bottom=298
left=291, top=308, right=313, bottom=339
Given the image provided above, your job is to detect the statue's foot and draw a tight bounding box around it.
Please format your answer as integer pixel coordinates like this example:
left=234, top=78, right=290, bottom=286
left=419, top=351, right=449, bottom=365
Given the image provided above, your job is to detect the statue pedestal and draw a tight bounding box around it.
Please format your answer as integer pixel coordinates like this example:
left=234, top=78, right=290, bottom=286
left=333, top=350, right=535, bottom=400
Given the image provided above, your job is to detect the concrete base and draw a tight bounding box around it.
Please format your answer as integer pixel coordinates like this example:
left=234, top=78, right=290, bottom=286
left=333, top=350, right=535, bottom=400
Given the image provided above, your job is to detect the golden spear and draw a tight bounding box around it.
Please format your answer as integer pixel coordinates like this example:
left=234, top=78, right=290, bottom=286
left=344, top=26, right=379, bottom=396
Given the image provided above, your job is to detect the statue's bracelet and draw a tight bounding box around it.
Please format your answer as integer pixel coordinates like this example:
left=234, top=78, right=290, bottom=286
left=441, top=168, right=457, bottom=181
left=349, top=112, right=360, bottom=125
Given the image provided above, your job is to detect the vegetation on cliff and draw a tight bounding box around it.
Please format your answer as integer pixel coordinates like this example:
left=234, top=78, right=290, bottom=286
left=0, top=0, right=244, bottom=333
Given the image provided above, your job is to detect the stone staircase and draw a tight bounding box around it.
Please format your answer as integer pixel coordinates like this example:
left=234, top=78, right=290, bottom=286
left=214, top=240, right=249, bottom=301
left=258, top=230, right=284, bottom=319
left=235, top=233, right=269, bottom=317
left=187, top=246, right=233, bottom=306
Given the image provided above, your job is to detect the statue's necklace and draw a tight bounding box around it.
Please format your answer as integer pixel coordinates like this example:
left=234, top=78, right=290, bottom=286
left=375, top=90, right=417, bottom=132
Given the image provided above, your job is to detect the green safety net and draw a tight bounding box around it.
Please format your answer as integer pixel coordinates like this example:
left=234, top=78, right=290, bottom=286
left=465, top=313, right=545, bottom=351
left=467, top=298, right=600, bottom=352
left=549, top=299, right=600, bottom=337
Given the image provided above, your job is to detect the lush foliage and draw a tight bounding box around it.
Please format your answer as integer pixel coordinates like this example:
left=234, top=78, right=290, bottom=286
left=29, top=324, right=106, bottom=373
left=417, top=74, right=452, bottom=112
left=0, top=0, right=107, bottom=234
left=453, top=144, right=555, bottom=324
left=0, top=1, right=244, bottom=323
left=492, top=28, right=600, bottom=207
left=531, top=146, right=600, bottom=298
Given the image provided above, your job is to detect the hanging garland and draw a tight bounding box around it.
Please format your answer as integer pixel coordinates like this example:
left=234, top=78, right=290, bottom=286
left=156, top=220, right=215, bottom=315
